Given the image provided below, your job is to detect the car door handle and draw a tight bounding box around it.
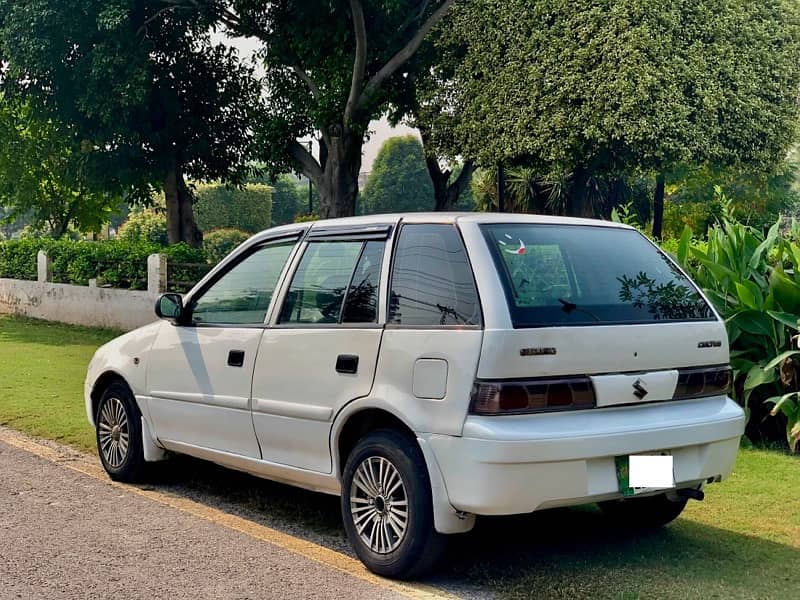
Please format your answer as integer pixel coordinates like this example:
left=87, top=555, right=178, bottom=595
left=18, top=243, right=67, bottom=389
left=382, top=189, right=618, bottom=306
left=336, top=354, right=359, bottom=374
left=228, top=350, right=245, bottom=367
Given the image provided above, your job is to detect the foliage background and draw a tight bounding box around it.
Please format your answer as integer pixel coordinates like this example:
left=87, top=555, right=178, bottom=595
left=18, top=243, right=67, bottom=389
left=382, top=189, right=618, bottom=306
left=194, top=183, right=272, bottom=234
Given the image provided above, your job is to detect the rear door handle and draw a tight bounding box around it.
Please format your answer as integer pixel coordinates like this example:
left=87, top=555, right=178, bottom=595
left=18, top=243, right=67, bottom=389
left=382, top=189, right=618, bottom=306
left=228, top=350, right=245, bottom=367
left=336, top=354, right=359, bottom=374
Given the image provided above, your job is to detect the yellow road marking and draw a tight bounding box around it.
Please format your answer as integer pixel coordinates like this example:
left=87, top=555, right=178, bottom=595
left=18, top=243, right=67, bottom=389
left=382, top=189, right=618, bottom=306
left=0, top=428, right=457, bottom=600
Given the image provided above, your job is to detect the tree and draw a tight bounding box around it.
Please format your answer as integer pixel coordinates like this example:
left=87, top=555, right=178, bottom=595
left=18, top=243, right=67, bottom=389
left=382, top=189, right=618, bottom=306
left=361, top=136, right=434, bottom=214
left=0, top=1, right=262, bottom=246
left=0, top=98, right=119, bottom=238
left=387, top=17, right=476, bottom=211
left=174, top=0, right=456, bottom=219
left=435, top=0, right=800, bottom=231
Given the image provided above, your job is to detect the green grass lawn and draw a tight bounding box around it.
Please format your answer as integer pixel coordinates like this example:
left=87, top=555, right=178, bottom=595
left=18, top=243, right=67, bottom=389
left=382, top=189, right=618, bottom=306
left=1, top=314, right=798, bottom=598
left=0, top=315, right=119, bottom=450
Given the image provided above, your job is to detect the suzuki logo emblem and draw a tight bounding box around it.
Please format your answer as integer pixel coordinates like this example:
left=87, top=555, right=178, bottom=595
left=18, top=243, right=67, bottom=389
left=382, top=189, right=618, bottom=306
left=632, top=379, right=648, bottom=400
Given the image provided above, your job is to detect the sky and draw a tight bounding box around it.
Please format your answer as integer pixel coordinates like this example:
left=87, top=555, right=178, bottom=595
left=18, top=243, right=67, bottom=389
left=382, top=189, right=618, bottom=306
left=221, top=35, right=419, bottom=174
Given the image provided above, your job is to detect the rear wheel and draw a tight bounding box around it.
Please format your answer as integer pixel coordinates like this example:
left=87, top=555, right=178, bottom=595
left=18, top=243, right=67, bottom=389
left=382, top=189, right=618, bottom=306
left=341, top=429, right=446, bottom=579
left=599, top=492, right=688, bottom=528
left=96, top=381, right=145, bottom=482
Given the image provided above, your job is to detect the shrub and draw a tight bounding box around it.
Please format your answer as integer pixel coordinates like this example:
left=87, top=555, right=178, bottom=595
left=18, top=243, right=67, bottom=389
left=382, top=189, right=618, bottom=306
left=117, top=208, right=168, bottom=245
left=0, top=238, right=43, bottom=280
left=194, top=183, right=272, bottom=234
left=293, top=213, right=319, bottom=223
left=674, top=202, right=800, bottom=451
left=203, top=228, right=250, bottom=264
left=0, top=238, right=207, bottom=291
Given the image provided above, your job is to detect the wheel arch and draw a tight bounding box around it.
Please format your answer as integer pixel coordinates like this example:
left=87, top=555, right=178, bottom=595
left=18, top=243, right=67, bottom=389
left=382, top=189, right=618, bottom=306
left=89, top=370, right=132, bottom=425
left=332, top=405, right=416, bottom=479
left=332, top=402, right=476, bottom=536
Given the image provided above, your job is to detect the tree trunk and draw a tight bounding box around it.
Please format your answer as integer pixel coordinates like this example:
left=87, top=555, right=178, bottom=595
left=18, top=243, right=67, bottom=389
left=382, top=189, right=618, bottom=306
left=424, top=156, right=476, bottom=211
left=418, top=128, right=476, bottom=211
left=652, top=172, right=666, bottom=240
left=567, top=166, right=591, bottom=217
left=426, top=155, right=450, bottom=211
left=317, top=131, right=363, bottom=219
left=165, top=162, right=202, bottom=248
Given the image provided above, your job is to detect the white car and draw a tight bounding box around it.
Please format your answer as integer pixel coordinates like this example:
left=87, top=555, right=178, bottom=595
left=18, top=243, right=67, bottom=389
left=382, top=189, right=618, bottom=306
left=85, top=213, right=745, bottom=578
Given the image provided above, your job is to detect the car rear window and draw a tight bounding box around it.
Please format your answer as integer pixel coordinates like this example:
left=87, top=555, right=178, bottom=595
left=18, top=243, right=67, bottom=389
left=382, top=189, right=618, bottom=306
left=481, top=224, right=714, bottom=327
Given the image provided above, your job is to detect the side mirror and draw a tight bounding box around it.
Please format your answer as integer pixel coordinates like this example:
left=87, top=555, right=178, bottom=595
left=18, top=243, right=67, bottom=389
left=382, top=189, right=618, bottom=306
left=155, top=293, right=184, bottom=322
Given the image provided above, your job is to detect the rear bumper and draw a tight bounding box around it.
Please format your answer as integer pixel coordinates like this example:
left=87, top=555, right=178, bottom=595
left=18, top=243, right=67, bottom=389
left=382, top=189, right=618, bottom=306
left=427, top=395, right=745, bottom=515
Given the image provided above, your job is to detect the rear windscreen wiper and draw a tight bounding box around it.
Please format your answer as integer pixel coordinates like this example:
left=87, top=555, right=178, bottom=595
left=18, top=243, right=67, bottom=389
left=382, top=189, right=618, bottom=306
left=558, top=298, right=601, bottom=321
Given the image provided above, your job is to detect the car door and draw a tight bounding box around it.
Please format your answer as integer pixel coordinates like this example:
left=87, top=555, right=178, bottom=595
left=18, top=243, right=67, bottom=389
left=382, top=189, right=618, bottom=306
left=147, top=236, right=300, bottom=457
left=250, top=226, right=390, bottom=473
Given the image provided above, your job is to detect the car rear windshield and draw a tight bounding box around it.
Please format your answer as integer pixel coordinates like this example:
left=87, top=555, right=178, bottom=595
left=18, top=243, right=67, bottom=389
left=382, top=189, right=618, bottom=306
left=481, top=224, right=714, bottom=327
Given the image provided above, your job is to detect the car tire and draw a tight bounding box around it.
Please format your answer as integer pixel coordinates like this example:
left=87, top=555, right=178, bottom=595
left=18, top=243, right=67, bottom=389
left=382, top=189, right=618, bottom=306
left=95, top=381, right=145, bottom=482
left=341, top=428, right=446, bottom=579
left=599, top=492, right=688, bottom=529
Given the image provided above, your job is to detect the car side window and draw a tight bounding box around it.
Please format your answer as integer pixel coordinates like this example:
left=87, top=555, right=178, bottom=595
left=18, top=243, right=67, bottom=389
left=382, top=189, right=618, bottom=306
left=342, top=241, right=385, bottom=323
left=279, top=241, right=364, bottom=324
left=191, top=242, right=295, bottom=325
left=388, top=224, right=481, bottom=327
left=280, top=240, right=386, bottom=325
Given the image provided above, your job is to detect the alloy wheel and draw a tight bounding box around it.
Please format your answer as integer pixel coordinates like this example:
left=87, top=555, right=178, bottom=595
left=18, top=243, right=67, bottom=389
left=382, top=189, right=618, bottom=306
left=349, top=456, right=409, bottom=554
left=98, top=397, right=130, bottom=469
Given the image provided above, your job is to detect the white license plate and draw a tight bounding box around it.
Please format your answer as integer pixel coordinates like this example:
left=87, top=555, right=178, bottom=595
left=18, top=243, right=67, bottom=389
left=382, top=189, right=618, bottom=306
left=630, top=454, right=674, bottom=490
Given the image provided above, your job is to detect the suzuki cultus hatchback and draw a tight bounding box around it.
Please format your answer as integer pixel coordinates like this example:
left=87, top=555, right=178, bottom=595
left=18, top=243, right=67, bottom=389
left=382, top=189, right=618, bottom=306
left=86, top=213, right=745, bottom=578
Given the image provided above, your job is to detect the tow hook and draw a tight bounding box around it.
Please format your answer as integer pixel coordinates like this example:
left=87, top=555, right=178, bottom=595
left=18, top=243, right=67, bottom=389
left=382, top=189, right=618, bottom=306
left=676, top=488, right=705, bottom=502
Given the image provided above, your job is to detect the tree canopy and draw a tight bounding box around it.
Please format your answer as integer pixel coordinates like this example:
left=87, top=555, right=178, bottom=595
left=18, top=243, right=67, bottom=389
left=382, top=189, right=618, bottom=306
left=0, top=0, right=262, bottom=245
left=361, top=136, right=434, bottom=214
left=0, top=98, right=119, bottom=238
left=433, top=0, right=800, bottom=223
left=174, top=0, right=456, bottom=218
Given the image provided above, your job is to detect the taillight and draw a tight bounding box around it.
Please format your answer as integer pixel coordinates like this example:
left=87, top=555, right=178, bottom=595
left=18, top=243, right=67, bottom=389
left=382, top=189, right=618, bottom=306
left=470, top=377, right=596, bottom=415
left=673, top=366, right=732, bottom=400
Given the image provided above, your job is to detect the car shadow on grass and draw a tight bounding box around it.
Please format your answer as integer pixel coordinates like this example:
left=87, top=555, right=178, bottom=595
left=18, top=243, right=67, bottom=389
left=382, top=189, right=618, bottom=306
left=141, top=455, right=797, bottom=599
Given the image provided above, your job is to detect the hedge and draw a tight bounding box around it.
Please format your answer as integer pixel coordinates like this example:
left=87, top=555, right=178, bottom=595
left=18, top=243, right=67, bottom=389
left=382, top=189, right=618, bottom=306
left=194, top=183, right=272, bottom=234
left=0, top=239, right=207, bottom=291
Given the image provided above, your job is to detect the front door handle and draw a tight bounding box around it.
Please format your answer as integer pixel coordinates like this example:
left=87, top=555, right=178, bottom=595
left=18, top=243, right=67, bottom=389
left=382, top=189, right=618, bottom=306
left=336, top=354, right=359, bottom=374
left=228, top=350, right=245, bottom=367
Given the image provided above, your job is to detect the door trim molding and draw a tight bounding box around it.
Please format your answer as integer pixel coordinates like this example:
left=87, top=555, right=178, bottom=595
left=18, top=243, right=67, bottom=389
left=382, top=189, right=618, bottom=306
left=150, top=391, right=249, bottom=411
left=252, top=397, right=333, bottom=422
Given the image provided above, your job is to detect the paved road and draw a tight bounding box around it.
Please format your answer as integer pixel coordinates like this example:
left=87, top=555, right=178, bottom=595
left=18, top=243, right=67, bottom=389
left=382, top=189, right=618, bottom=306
left=0, top=435, right=416, bottom=600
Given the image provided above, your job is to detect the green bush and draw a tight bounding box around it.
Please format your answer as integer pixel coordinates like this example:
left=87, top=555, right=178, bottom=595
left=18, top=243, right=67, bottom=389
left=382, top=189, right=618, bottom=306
left=0, top=239, right=207, bottom=291
left=117, top=208, right=168, bottom=245
left=203, top=228, right=250, bottom=264
left=0, top=238, right=43, bottom=280
left=163, top=243, right=212, bottom=293
left=293, top=213, right=319, bottom=223
left=194, top=183, right=272, bottom=234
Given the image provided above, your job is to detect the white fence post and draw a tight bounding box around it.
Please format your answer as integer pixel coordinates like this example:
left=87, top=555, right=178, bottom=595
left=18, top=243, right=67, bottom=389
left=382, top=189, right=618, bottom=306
left=147, top=253, right=167, bottom=295
left=37, top=251, right=52, bottom=283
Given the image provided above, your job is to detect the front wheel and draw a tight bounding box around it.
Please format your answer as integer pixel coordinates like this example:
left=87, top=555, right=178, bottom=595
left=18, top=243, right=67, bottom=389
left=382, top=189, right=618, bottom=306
left=96, top=381, right=145, bottom=482
left=599, top=492, right=688, bottom=529
left=341, top=429, right=446, bottom=579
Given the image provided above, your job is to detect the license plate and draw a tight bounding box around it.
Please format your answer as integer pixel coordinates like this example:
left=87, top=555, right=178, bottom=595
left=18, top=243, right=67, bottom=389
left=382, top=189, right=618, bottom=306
left=615, top=453, right=674, bottom=497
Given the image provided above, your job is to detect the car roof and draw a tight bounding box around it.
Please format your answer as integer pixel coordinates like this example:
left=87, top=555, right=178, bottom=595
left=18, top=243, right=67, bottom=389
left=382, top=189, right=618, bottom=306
left=254, top=213, right=634, bottom=238
left=213, top=212, right=638, bottom=300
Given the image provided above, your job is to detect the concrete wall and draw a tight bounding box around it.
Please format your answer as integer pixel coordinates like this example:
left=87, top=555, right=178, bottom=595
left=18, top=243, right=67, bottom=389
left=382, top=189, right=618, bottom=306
left=0, top=278, right=158, bottom=331
left=0, top=250, right=168, bottom=331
